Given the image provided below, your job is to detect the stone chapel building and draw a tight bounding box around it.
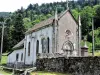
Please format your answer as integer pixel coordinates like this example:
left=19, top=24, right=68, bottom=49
left=7, top=8, right=83, bottom=68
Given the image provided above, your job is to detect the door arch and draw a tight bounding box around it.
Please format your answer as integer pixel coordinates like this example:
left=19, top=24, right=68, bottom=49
left=62, top=40, right=74, bottom=55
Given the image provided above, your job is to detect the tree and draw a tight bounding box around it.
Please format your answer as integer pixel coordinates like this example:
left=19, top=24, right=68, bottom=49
left=3, top=18, right=12, bottom=52
left=93, top=5, right=100, bottom=28
left=12, top=13, right=25, bottom=45
left=71, top=9, right=79, bottom=20
left=27, top=4, right=33, bottom=10
left=81, top=6, right=94, bottom=36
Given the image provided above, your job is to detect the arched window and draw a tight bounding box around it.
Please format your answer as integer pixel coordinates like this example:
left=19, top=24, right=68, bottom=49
left=16, top=53, right=19, bottom=61
left=21, top=53, right=23, bottom=61
left=47, top=37, right=50, bottom=53
left=36, top=40, right=39, bottom=54
left=28, top=42, right=30, bottom=56
left=41, top=38, right=47, bottom=53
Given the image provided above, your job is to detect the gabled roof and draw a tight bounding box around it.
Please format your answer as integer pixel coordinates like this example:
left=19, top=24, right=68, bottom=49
left=25, top=9, right=78, bottom=34
left=8, top=39, right=24, bottom=56
left=12, top=39, right=24, bottom=50
left=58, top=10, right=78, bottom=25
left=25, top=16, right=54, bottom=34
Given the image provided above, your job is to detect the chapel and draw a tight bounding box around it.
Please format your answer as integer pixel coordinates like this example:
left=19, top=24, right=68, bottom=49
left=7, top=2, right=85, bottom=68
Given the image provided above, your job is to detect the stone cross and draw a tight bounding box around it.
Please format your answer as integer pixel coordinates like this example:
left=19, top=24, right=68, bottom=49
left=66, top=0, right=69, bottom=10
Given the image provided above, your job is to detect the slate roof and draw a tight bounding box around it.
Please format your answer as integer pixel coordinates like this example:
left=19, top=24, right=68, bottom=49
left=25, top=9, right=78, bottom=34
left=25, top=16, right=54, bottom=34
left=7, top=39, right=24, bottom=56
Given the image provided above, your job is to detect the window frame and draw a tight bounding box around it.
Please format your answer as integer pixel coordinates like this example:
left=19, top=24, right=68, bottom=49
left=36, top=40, right=39, bottom=54
left=16, top=53, right=19, bottom=61
left=28, top=42, right=30, bottom=56
left=21, top=53, right=23, bottom=61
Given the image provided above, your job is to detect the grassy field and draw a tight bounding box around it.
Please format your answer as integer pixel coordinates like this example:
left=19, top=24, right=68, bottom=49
left=0, top=70, right=71, bottom=75
left=94, top=51, right=100, bottom=56
left=0, top=55, right=11, bottom=75
left=1, top=55, right=7, bottom=65
left=0, top=70, right=12, bottom=75
left=31, top=71, right=71, bottom=75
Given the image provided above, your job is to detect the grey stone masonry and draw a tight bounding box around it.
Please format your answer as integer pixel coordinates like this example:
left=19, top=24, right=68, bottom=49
left=36, top=57, right=100, bottom=75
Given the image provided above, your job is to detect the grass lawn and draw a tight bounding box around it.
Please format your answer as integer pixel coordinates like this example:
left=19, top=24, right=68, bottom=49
left=0, top=70, right=11, bottom=75
left=94, top=51, right=100, bottom=56
left=31, top=71, right=71, bottom=75
left=88, top=51, right=100, bottom=56
left=1, top=55, right=7, bottom=65
left=0, top=54, right=11, bottom=75
left=0, top=70, right=71, bottom=75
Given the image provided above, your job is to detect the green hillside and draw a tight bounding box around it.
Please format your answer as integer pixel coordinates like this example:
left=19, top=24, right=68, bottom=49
left=0, top=12, right=10, bottom=17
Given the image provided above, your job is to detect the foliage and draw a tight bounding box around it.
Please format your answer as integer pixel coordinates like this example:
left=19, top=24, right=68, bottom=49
left=87, top=28, right=100, bottom=50
left=71, top=9, right=79, bottom=20
left=81, top=40, right=92, bottom=52
left=23, top=18, right=31, bottom=30
left=81, top=6, right=94, bottom=36
left=12, top=13, right=25, bottom=46
left=94, top=5, right=100, bottom=28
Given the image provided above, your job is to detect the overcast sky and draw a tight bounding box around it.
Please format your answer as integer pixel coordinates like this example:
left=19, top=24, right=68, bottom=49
left=0, top=0, right=77, bottom=12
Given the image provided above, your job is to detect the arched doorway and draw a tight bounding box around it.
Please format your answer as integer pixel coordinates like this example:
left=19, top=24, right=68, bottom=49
left=62, top=40, right=74, bottom=56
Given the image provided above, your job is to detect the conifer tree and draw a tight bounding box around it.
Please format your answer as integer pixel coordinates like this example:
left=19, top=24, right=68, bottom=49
left=12, top=13, right=25, bottom=45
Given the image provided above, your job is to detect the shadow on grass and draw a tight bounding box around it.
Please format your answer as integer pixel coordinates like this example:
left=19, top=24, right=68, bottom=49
left=31, top=71, right=71, bottom=75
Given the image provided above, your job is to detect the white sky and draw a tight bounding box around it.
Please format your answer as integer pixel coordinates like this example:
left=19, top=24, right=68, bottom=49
left=0, top=0, right=71, bottom=12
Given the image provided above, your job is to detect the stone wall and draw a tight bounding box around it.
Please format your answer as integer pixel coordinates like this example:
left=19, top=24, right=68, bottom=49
left=36, top=57, right=100, bottom=75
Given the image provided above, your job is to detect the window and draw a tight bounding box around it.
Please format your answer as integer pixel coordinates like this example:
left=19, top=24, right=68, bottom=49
left=41, top=38, right=47, bottom=53
left=16, top=53, right=19, bottom=61
left=28, top=42, right=30, bottom=56
left=65, top=30, right=71, bottom=36
left=36, top=40, right=39, bottom=54
left=21, top=53, right=23, bottom=61
left=47, top=37, right=50, bottom=53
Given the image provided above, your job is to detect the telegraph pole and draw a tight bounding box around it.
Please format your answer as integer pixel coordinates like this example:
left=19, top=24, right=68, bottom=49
left=92, top=18, right=94, bottom=56
left=78, top=14, right=81, bottom=56
left=0, top=22, right=6, bottom=64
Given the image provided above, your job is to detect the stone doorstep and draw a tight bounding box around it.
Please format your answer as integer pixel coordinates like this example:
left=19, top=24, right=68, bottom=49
left=26, top=67, right=37, bottom=72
